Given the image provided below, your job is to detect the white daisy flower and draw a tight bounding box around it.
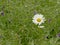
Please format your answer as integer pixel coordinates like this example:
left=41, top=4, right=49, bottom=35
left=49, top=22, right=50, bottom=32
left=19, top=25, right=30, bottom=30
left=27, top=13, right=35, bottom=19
left=32, top=14, right=46, bottom=25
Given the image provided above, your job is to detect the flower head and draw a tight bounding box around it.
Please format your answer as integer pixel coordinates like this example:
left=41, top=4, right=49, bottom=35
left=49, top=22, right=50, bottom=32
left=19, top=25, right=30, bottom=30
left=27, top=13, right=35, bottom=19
left=32, top=14, right=46, bottom=25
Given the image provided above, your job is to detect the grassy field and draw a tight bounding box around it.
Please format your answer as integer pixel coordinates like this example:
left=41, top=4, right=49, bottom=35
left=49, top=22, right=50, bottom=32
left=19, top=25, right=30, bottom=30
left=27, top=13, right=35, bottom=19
left=0, top=0, right=60, bottom=45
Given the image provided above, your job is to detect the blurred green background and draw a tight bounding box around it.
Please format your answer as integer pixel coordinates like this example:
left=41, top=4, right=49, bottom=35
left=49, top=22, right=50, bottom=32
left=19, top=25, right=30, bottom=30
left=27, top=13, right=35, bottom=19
left=0, top=0, right=60, bottom=45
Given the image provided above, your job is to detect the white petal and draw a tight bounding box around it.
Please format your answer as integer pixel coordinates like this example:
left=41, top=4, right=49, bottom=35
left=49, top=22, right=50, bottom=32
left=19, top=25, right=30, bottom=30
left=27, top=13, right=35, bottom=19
left=32, top=20, right=38, bottom=25
left=33, top=14, right=43, bottom=19
left=38, top=26, right=44, bottom=28
left=38, top=22, right=42, bottom=25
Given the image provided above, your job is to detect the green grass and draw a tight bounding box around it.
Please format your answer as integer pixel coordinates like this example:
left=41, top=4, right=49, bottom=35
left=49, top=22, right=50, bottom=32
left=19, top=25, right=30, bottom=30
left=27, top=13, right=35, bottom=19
left=0, top=0, right=60, bottom=45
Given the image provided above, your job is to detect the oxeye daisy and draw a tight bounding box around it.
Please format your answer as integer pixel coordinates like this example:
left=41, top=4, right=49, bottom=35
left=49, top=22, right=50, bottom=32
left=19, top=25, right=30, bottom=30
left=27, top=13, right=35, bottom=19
left=32, top=14, right=46, bottom=25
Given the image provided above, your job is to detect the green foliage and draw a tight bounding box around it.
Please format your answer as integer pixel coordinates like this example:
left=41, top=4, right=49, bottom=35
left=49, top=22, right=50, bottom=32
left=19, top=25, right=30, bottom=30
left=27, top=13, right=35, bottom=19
left=0, top=0, right=60, bottom=45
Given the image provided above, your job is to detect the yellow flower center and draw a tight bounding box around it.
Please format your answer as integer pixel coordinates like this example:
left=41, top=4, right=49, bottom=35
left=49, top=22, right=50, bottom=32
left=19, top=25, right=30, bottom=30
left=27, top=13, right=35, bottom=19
left=37, top=18, right=41, bottom=22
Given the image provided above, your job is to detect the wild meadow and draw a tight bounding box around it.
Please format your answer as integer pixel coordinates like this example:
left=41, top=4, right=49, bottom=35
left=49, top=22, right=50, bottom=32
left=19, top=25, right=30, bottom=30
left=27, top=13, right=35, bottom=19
left=0, top=0, right=60, bottom=45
